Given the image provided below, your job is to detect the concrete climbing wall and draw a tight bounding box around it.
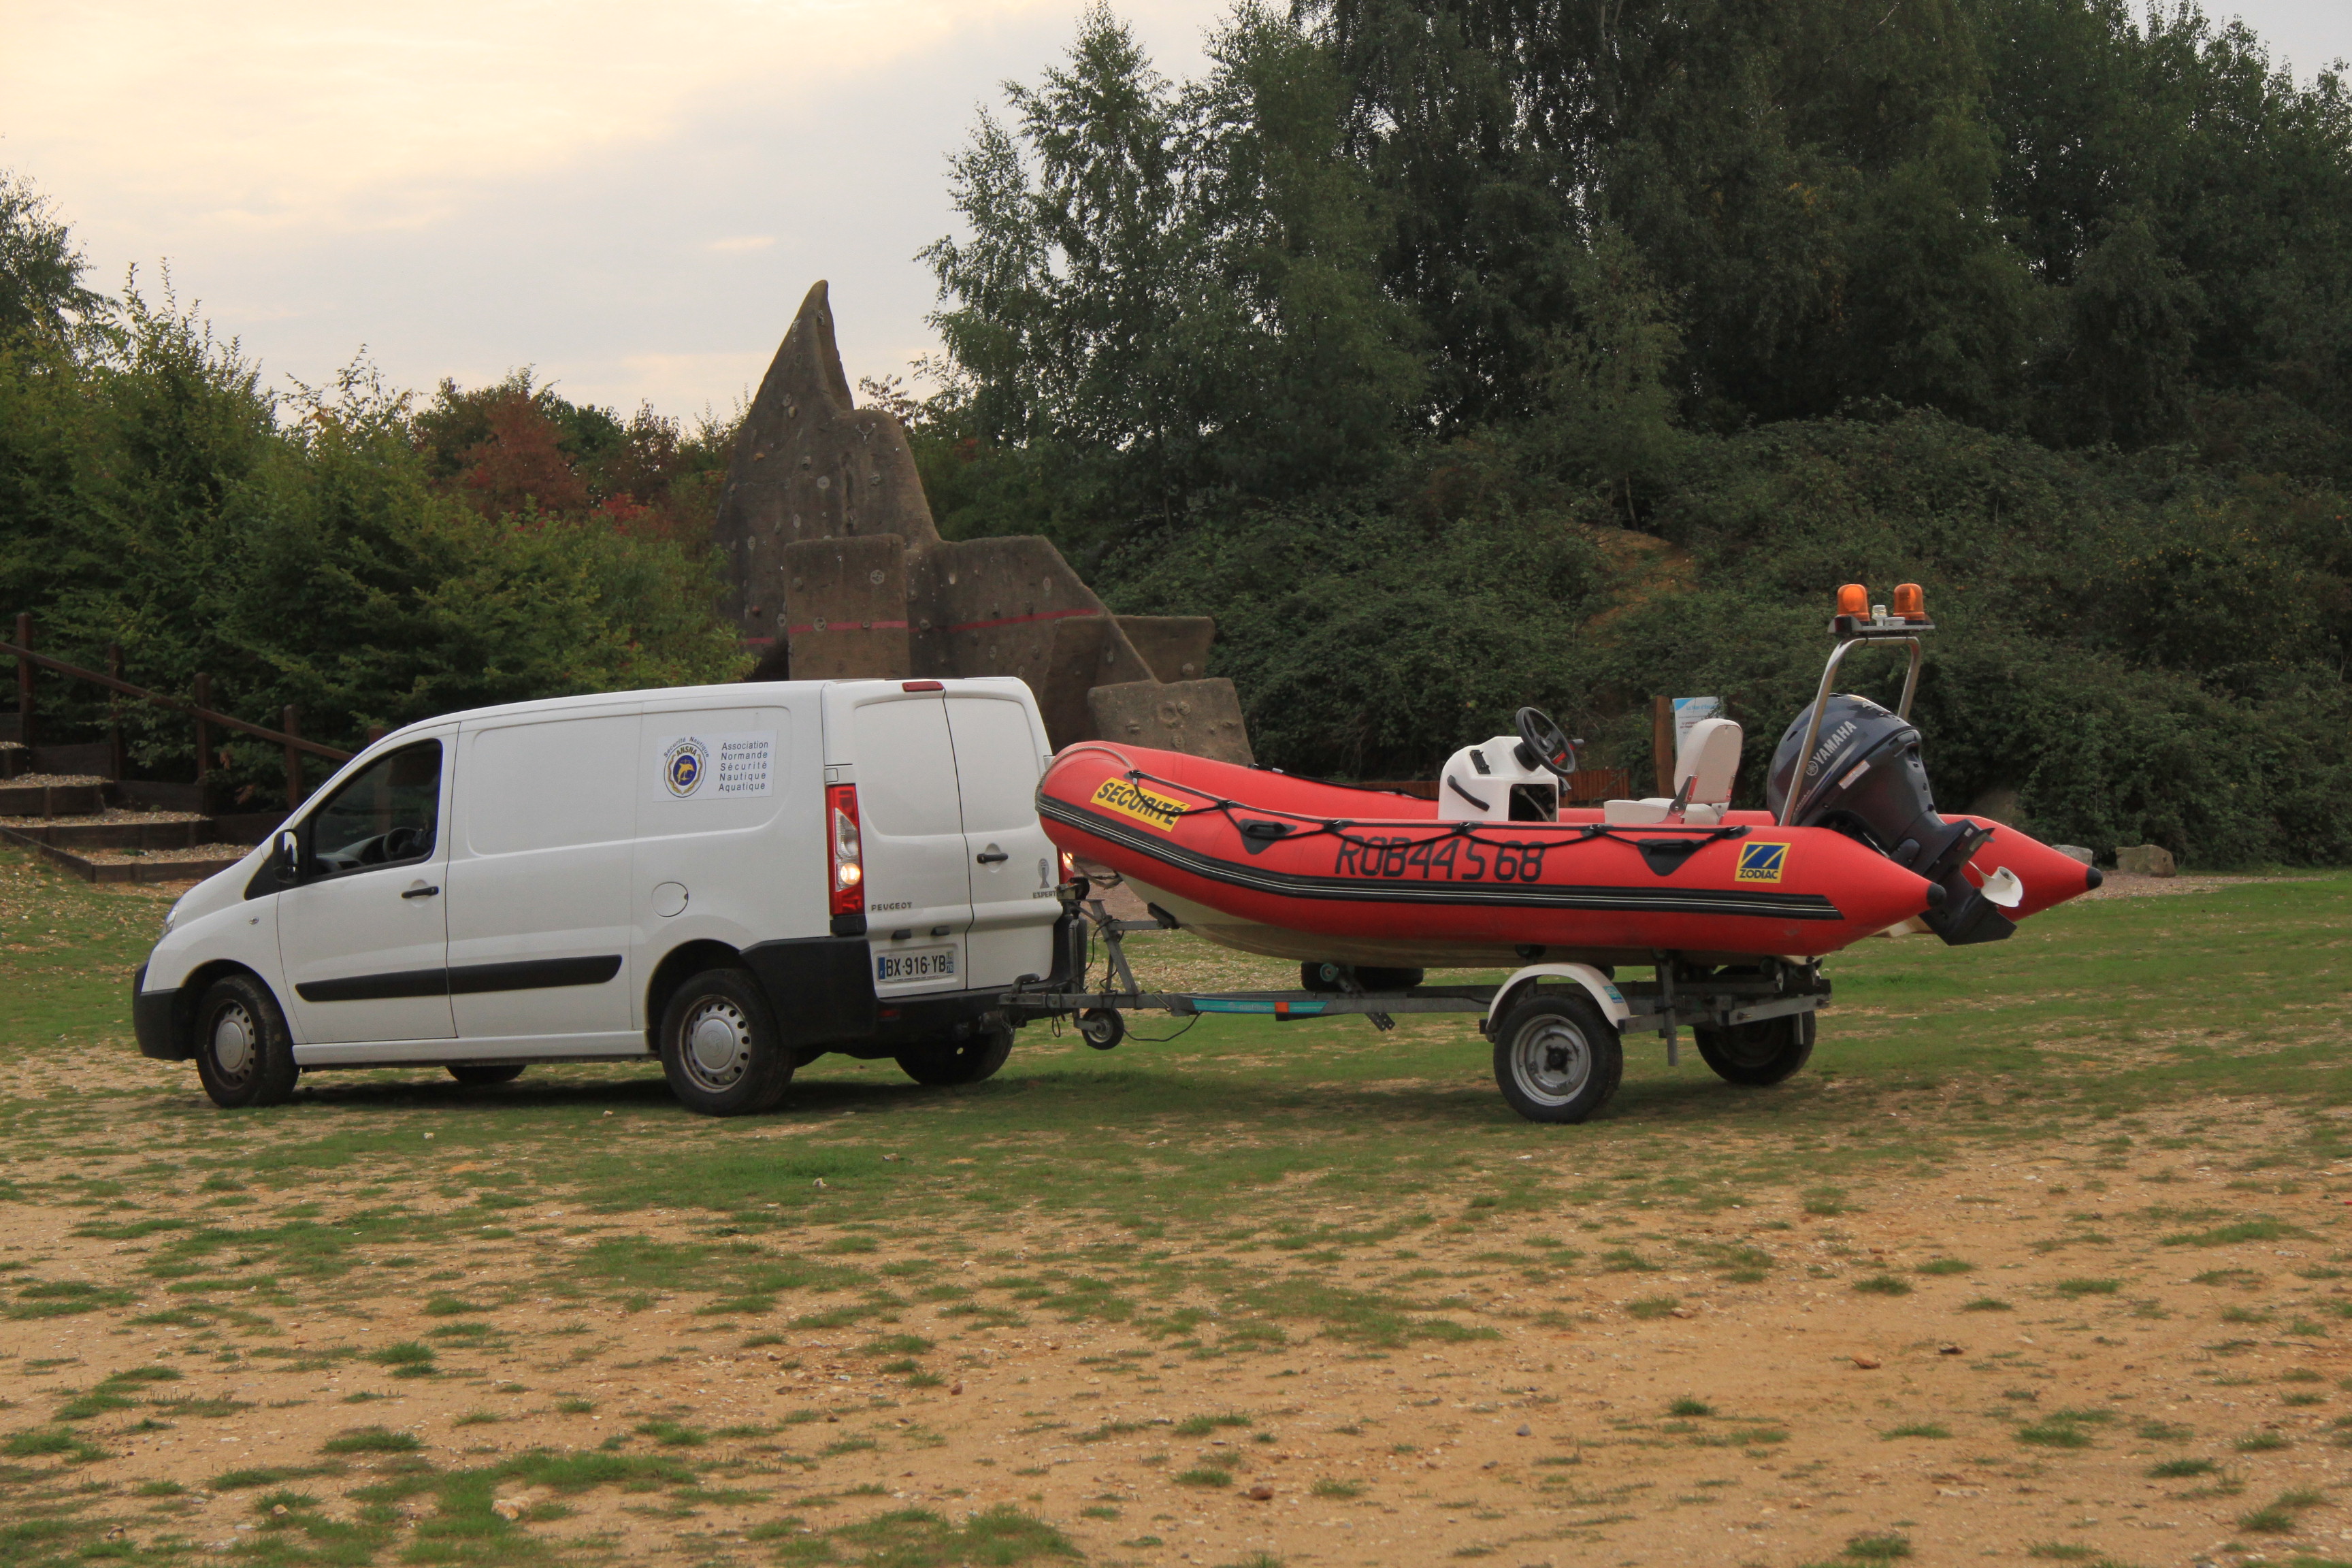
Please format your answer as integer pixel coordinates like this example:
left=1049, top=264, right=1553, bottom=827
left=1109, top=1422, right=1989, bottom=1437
left=711, top=282, right=1253, bottom=764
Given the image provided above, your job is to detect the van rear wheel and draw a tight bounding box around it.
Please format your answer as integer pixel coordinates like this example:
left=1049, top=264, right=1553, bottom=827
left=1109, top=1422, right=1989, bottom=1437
left=897, top=1018, right=1013, bottom=1086
left=193, top=973, right=299, bottom=1109
left=447, top=1064, right=526, bottom=1087
left=658, top=968, right=792, bottom=1115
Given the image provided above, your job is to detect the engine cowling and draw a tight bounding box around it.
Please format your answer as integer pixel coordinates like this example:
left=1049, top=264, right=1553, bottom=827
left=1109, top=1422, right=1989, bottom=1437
left=1765, top=693, right=2014, bottom=946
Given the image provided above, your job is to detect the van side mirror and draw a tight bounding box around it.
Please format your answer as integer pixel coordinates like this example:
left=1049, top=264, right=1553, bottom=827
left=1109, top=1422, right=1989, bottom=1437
left=272, top=830, right=301, bottom=885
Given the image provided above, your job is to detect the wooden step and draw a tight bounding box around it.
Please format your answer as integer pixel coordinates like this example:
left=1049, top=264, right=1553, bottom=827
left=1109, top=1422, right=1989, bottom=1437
left=6, top=811, right=214, bottom=851
left=0, top=779, right=108, bottom=817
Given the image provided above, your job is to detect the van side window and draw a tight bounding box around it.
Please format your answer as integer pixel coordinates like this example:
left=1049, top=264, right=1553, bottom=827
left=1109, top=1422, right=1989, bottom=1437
left=307, top=740, right=442, bottom=876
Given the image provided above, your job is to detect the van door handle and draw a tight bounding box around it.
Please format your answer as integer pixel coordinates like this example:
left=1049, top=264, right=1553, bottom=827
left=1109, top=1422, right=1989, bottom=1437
left=402, top=885, right=440, bottom=900
left=975, top=849, right=1009, bottom=864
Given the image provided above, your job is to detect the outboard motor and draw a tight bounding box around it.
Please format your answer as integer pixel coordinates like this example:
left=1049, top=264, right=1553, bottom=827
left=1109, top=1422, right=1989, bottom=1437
left=1765, top=693, right=2014, bottom=946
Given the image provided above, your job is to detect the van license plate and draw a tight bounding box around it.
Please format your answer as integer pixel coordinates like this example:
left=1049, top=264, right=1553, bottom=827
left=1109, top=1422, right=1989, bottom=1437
left=876, top=947, right=956, bottom=983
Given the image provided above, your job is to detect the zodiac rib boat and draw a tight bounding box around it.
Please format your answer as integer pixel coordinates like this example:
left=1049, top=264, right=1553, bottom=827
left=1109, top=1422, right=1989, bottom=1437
left=1038, top=588, right=2099, bottom=972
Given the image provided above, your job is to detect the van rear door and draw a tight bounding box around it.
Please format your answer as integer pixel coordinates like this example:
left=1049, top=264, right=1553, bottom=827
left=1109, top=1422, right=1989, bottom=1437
left=943, top=690, right=1059, bottom=987
left=844, top=691, right=971, bottom=995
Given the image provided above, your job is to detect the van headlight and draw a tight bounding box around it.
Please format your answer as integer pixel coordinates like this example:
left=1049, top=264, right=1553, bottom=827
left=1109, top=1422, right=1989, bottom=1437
left=161, top=902, right=182, bottom=937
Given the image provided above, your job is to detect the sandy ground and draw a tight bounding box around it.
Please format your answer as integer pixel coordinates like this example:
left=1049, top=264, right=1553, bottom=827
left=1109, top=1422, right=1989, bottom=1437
left=7, top=1083, right=2350, bottom=1567
left=7, top=868, right=2333, bottom=1567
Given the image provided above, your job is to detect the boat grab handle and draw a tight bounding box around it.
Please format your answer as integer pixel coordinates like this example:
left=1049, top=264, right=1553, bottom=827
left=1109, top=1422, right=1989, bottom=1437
left=1780, top=635, right=1924, bottom=828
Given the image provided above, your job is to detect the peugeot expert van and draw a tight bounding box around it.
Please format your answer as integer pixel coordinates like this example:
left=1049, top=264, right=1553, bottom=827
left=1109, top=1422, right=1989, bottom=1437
left=132, top=678, right=1068, bottom=1115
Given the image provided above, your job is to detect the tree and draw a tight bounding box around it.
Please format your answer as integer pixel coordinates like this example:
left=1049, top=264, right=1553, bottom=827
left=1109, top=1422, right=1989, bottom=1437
left=0, top=169, right=108, bottom=344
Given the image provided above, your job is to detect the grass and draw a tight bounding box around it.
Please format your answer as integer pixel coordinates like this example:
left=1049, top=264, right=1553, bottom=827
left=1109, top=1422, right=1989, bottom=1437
left=2238, top=1487, right=2327, bottom=1533
left=321, top=1426, right=421, bottom=1454
left=11, top=850, right=2352, bottom=1561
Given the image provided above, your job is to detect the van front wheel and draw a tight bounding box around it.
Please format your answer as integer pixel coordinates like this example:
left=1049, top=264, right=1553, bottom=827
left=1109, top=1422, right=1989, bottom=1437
left=658, top=968, right=792, bottom=1116
left=194, top=973, right=299, bottom=1109
left=897, top=1018, right=1013, bottom=1086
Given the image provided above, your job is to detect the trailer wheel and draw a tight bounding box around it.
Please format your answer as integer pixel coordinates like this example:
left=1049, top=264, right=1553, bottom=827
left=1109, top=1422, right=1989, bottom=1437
left=1693, top=1013, right=1814, bottom=1086
left=898, top=1017, right=1014, bottom=1086
left=193, top=973, right=299, bottom=1109
left=658, top=968, right=793, bottom=1115
left=1492, top=990, right=1622, bottom=1124
left=1077, top=1009, right=1125, bottom=1050
left=447, top=1064, right=525, bottom=1087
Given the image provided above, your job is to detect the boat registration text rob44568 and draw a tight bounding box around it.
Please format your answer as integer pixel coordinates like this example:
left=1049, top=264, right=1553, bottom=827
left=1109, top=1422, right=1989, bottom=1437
left=876, top=948, right=957, bottom=983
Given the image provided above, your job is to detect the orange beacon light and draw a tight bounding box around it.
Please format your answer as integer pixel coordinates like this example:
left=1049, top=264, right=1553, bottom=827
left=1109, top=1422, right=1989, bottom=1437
left=1891, top=583, right=1927, bottom=623
left=1835, top=583, right=1870, bottom=618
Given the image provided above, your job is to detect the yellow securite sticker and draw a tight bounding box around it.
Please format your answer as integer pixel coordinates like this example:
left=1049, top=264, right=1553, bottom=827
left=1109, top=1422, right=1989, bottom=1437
left=1735, top=842, right=1788, bottom=883
left=1090, top=777, right=1187, bottom=834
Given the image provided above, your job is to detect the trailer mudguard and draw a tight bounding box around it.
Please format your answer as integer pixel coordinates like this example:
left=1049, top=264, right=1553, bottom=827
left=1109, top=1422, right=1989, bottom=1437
left=1485, top=962, right=1631, bottom=1034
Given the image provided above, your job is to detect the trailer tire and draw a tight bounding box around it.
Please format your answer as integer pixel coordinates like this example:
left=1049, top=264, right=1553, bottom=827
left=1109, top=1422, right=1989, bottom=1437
left=193, top=973, right=299, bottom=1109
left=898, top=1017, right=1014, bottom=1086
left=1492, top=990, right=1622, bottom=1124
left=658, top=967, right=793, bottom=1116
left=1077, top=1008, right=1124, bottom=1050
left=1693, top=1013, right=1814, bottom=1086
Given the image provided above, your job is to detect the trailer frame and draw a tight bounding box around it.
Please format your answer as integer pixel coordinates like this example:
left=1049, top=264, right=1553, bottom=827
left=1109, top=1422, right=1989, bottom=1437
left=999, top=894, right=1831, bottom=1050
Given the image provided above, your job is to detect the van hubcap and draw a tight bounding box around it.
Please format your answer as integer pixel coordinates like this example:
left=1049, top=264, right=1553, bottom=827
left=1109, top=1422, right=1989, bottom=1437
left=210, top=1004, right=256, bottom=1080
left=1510, top=1015, right=1590, bottom=1107
left=682, top=998, right=752, bottom=1090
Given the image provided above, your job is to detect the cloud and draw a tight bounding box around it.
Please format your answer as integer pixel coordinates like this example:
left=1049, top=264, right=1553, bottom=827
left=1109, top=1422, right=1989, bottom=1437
left=1, top=0, right=1091, bottom=231
left=0, top=0, right=1231, bottom=414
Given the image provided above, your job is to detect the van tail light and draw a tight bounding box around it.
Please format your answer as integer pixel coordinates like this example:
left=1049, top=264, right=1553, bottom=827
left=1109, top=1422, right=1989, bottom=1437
left=1058, top=850, right=1076, bottom=885
left=827, top=784, right=864, bottom=917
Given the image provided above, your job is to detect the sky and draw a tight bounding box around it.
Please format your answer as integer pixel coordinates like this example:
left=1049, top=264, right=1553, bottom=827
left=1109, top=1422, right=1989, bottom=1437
left=3, top=0, right=2345, bottom=424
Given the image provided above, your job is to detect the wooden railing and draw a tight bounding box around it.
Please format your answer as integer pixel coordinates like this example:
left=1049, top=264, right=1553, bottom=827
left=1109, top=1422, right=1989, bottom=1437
left=6, top=613, right=354, bottom=811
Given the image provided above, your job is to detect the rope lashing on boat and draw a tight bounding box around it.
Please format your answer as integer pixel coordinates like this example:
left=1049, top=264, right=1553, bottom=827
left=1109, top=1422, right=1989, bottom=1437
left=1107, top=766, right=1751, bottom=861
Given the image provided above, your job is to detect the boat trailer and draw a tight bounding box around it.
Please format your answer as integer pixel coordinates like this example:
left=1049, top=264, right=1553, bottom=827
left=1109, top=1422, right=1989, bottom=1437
left=1000, top=889, right=1830, bottom=1062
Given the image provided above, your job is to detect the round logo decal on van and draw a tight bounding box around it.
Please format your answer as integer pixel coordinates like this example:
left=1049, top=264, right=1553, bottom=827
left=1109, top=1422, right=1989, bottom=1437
left=664, top=738, right=708, bottom=797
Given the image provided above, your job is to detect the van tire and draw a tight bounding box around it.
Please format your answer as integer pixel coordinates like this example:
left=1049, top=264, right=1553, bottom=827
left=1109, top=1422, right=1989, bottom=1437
left=657, top=968, right=793, bottom=1116
left=447, top=1064, right=526, bottom=1087
left=897, top=1018, right=1013, bottom=1086
left=193, top=973, right=299, bottom=1109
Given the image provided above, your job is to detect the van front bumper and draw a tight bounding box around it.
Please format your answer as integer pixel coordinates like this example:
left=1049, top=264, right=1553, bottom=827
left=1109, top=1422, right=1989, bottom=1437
left=131, top=964, right=188, bottom=1060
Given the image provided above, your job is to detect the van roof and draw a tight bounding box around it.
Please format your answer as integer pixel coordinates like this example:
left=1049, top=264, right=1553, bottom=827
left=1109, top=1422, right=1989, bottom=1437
left=377, top=676, right=1035, bottom=740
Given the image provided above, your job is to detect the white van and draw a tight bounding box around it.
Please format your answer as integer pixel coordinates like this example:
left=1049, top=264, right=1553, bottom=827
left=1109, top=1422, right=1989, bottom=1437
left=133, top=678, right=1069, bottom=1115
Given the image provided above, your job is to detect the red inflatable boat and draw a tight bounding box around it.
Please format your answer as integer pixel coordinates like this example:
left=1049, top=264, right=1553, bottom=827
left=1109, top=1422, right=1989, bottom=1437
left=1039, top=591, right=2099, bottom=970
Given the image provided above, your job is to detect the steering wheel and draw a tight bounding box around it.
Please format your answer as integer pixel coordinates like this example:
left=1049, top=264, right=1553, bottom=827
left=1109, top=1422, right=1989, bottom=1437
left=1513, top=706, right=1578, bottom=779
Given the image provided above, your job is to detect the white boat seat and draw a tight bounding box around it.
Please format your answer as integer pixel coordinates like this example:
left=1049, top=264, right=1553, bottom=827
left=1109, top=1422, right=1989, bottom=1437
left=1602, top=718, right=1743, bottom=828
left=1676, top=717, right=1743, bottom=805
